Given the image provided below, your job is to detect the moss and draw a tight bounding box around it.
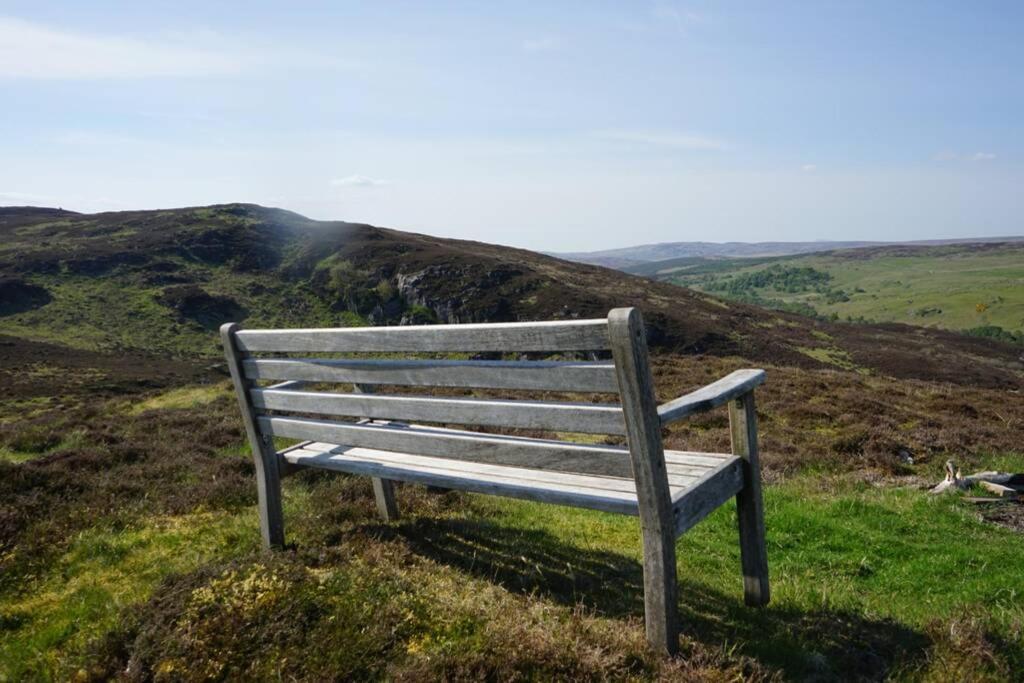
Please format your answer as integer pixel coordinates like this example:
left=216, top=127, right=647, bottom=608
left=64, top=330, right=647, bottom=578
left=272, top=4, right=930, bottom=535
left=0, top=511, right=258, bottom=680
left=130, top=383, right=230, bottom=414
left=795, top=345, right=860, bottom=371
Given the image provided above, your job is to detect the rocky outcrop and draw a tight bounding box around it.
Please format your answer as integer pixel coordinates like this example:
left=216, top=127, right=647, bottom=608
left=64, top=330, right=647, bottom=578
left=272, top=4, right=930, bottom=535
left=395, top=264, right=528, bottom=324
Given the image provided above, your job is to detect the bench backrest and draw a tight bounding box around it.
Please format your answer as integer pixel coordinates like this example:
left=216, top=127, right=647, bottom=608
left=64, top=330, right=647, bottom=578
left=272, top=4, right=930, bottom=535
left=220, top=307, right=669, bottom=490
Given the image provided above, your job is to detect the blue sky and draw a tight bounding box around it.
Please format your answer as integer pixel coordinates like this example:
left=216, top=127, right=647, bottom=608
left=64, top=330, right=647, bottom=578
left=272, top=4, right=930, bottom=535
left=1, top=2, right=1021, bottom=250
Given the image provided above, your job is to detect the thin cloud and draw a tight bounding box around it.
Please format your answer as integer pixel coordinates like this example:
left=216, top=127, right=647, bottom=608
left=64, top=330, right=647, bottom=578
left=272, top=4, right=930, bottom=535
left=330, top=175, right=390, bottom=188
left=522, top=36, right=560, bottom=53
left=933, top=150, right=997, bottom=163
left=0, top=191, right=56, bottom=203
left=0, top=17, right=243, bottom=79
left=801, top=164, right=817, bottom=172
left=593, top=129, right=728, bottom=151
left=0, top=190, right=127, bottom=210
left=0, top=16, right=356, bottom=80
left=652, top=3, right=707, bottom=35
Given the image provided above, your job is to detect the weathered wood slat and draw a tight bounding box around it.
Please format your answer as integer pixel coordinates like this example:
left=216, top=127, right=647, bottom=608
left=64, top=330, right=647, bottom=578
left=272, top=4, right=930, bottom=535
left=281, top=445, right=640, bottom=515
left=291, top=439, right=726, bottom=480
left=284, top=443, right=705, bottom=491
left=729, top=391, right=770, bottom=607
left=243, top=358, right=619, bottom=393
left=664, top=451, right=733, bottom=467
left=251, top=388, right=627, bottom=435
left=658, top=369, right=766, bottom=424
left=672, top=457, right=744, bottom=536
left=234, top=319, right=610, bottom=353
left=259, top=416, right=644, bottom=477
left=608, top=307, right=679, bottom=656
left=277, top=439, right=314, bottom=478
left=220, top=323, right=285, bottom=550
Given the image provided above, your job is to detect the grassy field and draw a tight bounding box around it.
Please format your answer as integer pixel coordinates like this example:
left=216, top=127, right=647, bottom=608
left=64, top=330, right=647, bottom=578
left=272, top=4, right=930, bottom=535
left=647, top=243, right=1024, bottom=339
left=3, top=373, right=1023, bottom=681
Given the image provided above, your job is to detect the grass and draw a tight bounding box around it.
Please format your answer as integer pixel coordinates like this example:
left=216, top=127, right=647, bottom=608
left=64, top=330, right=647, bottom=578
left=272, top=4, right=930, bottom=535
left=0, top=510, right=259, bottom=680
left=477, top=468, right=1024, bottom=628
left=660, top=243, right=1024, bottom=336
left=0, top=268, right=343, bottom=357
left=2, top=442, right=1022, bottom=680
left=129, top=383, right=230, bottom=414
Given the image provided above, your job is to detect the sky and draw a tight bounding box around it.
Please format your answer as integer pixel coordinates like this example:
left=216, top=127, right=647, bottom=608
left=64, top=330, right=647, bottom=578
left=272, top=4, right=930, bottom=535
left=1, top=2, right=1022, bottom=251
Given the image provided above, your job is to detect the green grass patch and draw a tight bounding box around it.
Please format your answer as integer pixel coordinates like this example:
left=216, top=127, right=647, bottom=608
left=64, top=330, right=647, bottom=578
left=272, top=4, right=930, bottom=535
left=130, top=383, right=231, bottom=414
left=4, top=456, right=1023, bottom=679
left=795, top=345, right=861, bottom=371
left=0, top=510, right=260, bottom=680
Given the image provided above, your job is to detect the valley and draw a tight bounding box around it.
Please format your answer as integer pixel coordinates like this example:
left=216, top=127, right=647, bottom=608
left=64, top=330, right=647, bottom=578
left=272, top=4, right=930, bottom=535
left=625, top=243, right=1024, bottom=344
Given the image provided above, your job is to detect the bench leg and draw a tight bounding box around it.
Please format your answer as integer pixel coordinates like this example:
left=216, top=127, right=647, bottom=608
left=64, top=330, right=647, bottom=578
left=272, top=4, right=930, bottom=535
left=255, top=449, right=285, bottom=550
left=640, top=525, right=680, bottom=654
left=372, top=477, right=399, bottom=521
left=728, top=392, right=770, bottom=606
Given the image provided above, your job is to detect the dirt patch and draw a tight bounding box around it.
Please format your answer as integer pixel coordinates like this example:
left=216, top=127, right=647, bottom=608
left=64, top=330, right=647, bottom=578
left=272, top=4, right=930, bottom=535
left=977, top=501, right=1024, bottom=533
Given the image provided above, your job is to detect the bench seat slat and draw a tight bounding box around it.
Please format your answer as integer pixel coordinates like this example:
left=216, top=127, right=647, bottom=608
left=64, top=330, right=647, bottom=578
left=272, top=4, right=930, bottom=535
left=251, top=388, right=627, bottom=435
left=235, top=319, right=610, bottom=353
left=243, top=358, right=620, bottom=393
left=260, top=416, right=732, bottom=480
left=284, top=444, right=640, bottom=514
left=280, top=442, right=741, bottom=518
left=291, top=425, right=730, bottom=473
left=286, top=443, right=706, bottom=490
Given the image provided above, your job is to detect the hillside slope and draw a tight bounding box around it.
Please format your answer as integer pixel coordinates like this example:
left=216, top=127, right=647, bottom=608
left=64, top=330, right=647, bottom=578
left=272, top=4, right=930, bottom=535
left=0, top=204, right=1021, bottom=389
left=630, top=242, right=1024, bottom=340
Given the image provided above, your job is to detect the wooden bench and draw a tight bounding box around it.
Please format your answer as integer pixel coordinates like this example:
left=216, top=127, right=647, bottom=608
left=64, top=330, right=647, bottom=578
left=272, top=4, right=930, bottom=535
left=221, top=307, right=769, bottom=654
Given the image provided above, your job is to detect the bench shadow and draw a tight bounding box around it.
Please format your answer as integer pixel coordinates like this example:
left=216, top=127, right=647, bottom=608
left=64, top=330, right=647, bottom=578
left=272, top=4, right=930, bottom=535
left=378, top=516, right=933, bottom=680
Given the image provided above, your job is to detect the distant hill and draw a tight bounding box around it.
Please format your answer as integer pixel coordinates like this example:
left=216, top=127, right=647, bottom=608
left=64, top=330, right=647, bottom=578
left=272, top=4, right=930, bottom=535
left=554, top=236, right=1024, bottom=269
left=636, top=241, right=1024, bottom=342
left=0, top=204, right=1022, bottom=389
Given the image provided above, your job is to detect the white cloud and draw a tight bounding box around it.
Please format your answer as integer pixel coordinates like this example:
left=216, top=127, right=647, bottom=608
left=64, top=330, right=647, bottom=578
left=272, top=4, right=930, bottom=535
left=0, top=16, right=356, bottom=80
left=801, top=164, right=817, bottom=172
left=592, top=129, right=727, bottom=151
left=0, top=17, right=244, bottom=79
left=522, top=36, right=560, bottom=53
left=972, top=152, right=996, bottom=161
left=330, top=175, right=390, bottom=187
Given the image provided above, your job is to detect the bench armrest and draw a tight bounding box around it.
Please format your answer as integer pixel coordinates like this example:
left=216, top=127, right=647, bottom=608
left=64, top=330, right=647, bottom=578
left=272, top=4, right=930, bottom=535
left=657, top=369, right=765, bottom=425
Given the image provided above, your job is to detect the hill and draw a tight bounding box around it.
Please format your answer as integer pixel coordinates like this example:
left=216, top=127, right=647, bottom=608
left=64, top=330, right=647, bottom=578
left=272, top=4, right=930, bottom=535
left=2, top=204, right=1023, bottom=679
left=1, top=204, right=1021, bottom=389
left=631, top=242, right=1024, bottom=343
left=552, top=236, right=1024, bottom=269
